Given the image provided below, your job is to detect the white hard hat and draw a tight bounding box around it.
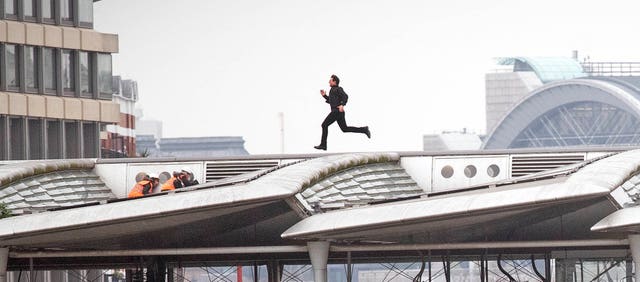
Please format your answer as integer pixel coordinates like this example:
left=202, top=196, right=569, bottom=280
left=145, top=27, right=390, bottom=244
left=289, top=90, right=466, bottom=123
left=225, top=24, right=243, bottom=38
left=148, top=173, right=159, bottom=179
left=181, top=167, right=193, bottom=174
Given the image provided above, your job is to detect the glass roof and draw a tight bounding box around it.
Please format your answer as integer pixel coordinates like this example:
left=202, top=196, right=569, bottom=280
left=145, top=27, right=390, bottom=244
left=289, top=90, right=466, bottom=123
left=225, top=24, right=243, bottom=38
left=497, top=57, right=587, bottom=83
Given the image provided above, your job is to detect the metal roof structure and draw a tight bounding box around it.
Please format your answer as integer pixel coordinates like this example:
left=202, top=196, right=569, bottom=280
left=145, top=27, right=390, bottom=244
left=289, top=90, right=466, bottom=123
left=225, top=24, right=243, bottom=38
left=1, top=149, right=640, bottom=281
left=497, top=57, right=587, bottom=83
left=483, top=78, right=640, bottom=149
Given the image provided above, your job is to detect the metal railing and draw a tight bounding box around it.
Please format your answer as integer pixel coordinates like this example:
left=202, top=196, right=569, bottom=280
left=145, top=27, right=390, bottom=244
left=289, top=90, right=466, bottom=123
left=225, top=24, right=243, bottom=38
left=582, top=62, right=640, bottom=76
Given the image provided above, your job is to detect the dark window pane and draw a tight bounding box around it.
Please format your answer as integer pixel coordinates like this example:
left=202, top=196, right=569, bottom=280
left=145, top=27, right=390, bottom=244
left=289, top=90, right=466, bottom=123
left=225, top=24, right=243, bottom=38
left=82, top=122, right=97, bottom=158
left=43, top=48, right=56, bottom=92
left=0, top=116, right=5, bottom=160
left=79, top=52, right=92, bottom=97
left=64, top=121, right=79, bottom=158
left=23, top=0, right=36, bottom=17
left=5, top=45, right=19, bottom=89
left=97, top=53, right=112, bottom=98
left=28, top=119, right=43, bottom=160
left=9, top=117, right=24, bottom=160
left=46, top=120, right=61, bottom=159
left=42, top=0, right=53, bottom=19
left=79, top=0, right=93, bottom=23
left=61, top=49, right=75, bottom=93
left=25, top=46, right=38, bottom=89
left=4, top=0, right=16, bottom=15
left=61, top=0, right=73, bottom=21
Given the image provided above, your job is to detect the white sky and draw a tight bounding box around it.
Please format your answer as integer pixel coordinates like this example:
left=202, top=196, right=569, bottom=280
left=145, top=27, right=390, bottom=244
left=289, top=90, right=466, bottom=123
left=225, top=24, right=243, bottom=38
left=94, top=0, right=640, bottom=154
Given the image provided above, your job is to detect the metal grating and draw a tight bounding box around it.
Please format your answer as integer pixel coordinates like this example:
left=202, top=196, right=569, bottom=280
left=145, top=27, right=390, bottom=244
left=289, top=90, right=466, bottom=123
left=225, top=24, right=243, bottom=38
left=511, top=154, right=585, bottom=177
left=205, top=160, right=280, bottom=182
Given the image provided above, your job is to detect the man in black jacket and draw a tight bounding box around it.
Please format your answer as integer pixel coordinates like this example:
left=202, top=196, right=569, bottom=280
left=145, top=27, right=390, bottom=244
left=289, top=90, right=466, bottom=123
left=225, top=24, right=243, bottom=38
left=315, top=74, right=370, bottom=150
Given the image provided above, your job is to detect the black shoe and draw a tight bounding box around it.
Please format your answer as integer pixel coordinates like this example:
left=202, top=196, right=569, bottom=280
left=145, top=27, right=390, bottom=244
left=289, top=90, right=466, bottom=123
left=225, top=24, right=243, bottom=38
left=314, top=145, right=327, bottom=151
left=364, top=126, right=371, bottom=139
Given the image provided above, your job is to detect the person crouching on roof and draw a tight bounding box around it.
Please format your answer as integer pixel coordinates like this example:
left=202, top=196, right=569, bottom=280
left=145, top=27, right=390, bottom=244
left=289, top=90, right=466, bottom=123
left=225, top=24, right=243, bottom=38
left=128, top=173, right=159, bottom=198
left=161, top=171, right=185, bottom=192
left=180, top=167, right=200, bottom=187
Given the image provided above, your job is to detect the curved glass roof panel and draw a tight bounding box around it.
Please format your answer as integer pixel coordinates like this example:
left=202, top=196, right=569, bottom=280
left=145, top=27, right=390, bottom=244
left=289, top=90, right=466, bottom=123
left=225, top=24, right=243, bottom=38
left=497, top=57, right=587, bottom=83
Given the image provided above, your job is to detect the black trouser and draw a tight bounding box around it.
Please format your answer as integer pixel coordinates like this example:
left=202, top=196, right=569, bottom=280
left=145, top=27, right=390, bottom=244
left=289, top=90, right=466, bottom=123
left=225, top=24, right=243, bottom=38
left=319, top=110, right=367, bottom=146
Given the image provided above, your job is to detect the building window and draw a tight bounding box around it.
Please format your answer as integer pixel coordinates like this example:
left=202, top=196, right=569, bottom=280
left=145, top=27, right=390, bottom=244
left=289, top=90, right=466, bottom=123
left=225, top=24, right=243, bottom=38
left=82, top=122, right=97, bottom=158
left=46, top=120, right=62, bottom=159
left=43, top=47, right=56, bottom=94
left=41, top=0, right=54, bottom=22
left=78, top=0, right=93, bottom=27
left=5, top=44, right=20, bottom=91
left=23, top=0, right=36, bottom=21
left=60, top=0, right=73, bottom=24
left=79, top=51, right=92, bottom=97
left=4, top=0, right=17, bottom=18
left=97, top=53, right=112, bottom=99
left=9, top=117, right=25, bottom=160
left=25, top=46, right=38, bottom=92
left=27, top=119, right=43, bottom=160
left=61, top=49, right=75, bottom=95
left=64, top=121, right=79, bottom=158
left=0, top=116, right=5, bottom=160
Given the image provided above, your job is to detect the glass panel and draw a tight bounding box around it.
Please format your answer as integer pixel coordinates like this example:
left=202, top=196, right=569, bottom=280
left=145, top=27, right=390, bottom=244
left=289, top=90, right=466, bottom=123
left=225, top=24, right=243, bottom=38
left=4, top=0, right=15, bottom=15
left=5, top=45, right=19, bottom=89
left=42, top=0, right=53, bottom=19
left=9, top=117, right=24, bottom=160
left=46, top=120, right=61, bottom=159
left=25, top=46, right=38, bottom=89
left=64, top=121, right=79, bottom=158
left=97, top=53, right=112, bottom=98
left=61, top=49, right=75, bottom=93
left=79, top=52, right=92, bottom=97
left=79, top=0, right=93, bottom=23
left=28, top=119, right=43, bottom=160
left=60, top=0, right=72, bottom=22
left=82, top=122, right=97, bottom=158
left=0, top=116, right=5, bottom=160
left=23, top=0, right=36, bottom=17
left=43, top=48, right=56, bottom=92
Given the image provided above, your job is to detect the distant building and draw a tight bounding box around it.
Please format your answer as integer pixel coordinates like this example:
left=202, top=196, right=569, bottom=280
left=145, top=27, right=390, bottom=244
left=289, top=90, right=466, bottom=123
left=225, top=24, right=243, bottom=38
left=101, top=76, right=138, bottom=158
left=0, top=0, right=119, bottom=160
left=423, top=130, right=482, bottom=151
left=137, top=136, right=249, bottom=157
left=483, top=54, right=640, bottom=149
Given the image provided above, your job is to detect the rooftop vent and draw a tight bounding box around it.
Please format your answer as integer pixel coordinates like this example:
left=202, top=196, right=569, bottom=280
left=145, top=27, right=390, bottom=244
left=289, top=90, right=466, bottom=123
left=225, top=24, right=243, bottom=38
left=205, top=160, right=280, bottom=182
left=511, top=154, right=585, bottom=178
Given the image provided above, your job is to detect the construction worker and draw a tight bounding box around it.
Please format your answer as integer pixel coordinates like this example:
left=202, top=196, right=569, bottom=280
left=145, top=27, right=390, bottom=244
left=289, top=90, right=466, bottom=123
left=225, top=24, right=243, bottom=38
left=128, top=173, right=159, bottom=198
left=161, top=171, right=184, bottom=192
left=181, top=167, right=200, bottom=187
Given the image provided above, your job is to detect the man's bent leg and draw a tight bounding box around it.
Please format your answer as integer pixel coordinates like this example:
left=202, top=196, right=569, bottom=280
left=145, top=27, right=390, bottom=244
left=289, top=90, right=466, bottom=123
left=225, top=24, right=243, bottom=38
left=337, top=112, right=367, bottom=134
left=319, top=112, right=337, bottom=147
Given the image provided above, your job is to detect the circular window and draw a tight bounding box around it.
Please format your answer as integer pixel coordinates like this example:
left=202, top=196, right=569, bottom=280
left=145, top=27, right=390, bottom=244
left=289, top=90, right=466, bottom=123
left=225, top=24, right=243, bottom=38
left=487, top=164, right=500, bottom=178
left=464, top=165, right=477, bottom=178
left=441, top=165, right=454, bottom=178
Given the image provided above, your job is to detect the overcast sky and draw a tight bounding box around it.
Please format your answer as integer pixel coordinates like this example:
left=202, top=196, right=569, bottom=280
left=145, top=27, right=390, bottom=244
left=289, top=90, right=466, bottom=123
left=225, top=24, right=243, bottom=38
left=94, top=0, right=640, bottom=154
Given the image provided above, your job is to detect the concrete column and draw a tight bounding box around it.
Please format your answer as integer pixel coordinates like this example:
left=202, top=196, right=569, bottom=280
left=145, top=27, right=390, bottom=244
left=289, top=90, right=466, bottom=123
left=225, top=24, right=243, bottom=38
left=0, top=248, right=8, bottom=282
left=629, top=234, right=640, bottom=282
left=307, top=241, right=330, bottom=282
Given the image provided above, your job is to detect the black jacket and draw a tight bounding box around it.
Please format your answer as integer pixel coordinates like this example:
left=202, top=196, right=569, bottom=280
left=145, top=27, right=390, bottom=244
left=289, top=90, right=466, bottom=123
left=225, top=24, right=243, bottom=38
left=323, top=86, right=348, bottom=111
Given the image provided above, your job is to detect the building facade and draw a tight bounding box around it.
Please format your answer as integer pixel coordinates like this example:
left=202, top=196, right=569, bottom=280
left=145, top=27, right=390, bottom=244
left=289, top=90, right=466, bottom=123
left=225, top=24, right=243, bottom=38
left=483, top=56, right=640, bottom=150
left=101, top=75, right=137, bottom=158
left=0, top=0, right=119, bottom=160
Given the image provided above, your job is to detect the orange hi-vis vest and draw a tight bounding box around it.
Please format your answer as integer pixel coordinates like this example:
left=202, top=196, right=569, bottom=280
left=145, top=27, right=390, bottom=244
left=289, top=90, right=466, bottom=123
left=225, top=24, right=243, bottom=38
left=161, top=176, right=181, bottom=192
left=128, top=180, right=152, bottom=198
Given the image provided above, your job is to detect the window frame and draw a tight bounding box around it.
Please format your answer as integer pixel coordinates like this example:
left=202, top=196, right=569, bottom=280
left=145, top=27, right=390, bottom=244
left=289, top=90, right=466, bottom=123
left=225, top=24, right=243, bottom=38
left=78, top=51, right=93, bottom=98
left=59, top=0, right=73, bottom=26
left=42, top=46, right=57, bottom=95
left=40, top=0, right=55, bottom=24
left=3, top=0, right=18, bottom=20
left=23, top=45, right=39, bottom=93
left=77, top=0, right=92, bottom=28
left=60, top=48, right=75, bottom=96
left=97, top=53, right=112, bottom=100
left=3, top=44, right=21, bottom=92
left=20, top=0, right=38, bottom=22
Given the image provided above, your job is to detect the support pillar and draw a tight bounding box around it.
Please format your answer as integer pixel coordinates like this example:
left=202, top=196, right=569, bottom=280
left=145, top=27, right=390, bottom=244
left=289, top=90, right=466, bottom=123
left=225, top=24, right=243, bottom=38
left=307, top=241, right=330, bottom=282
left=0, top=248, right=7, bottom=282
left=629, top=234, right=640, bottom=282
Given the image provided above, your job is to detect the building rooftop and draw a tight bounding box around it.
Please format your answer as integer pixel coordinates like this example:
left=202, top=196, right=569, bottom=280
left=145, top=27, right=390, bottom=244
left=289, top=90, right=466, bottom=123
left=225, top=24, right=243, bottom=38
left=497, top=57, right=587, bottom=83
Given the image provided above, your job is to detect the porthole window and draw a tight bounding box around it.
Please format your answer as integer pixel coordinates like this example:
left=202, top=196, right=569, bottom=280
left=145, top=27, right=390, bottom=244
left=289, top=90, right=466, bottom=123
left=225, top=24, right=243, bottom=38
left=487, top=164, right=500, bottom=178
left=441, top=165, right=454, bottom=178
left=464, top=165, right=477, bottom=178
